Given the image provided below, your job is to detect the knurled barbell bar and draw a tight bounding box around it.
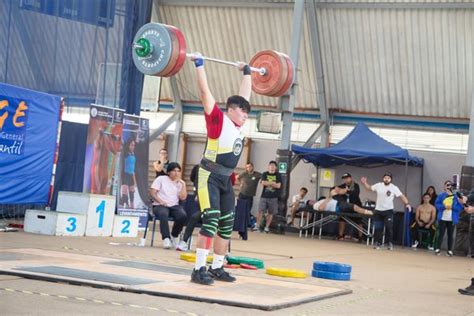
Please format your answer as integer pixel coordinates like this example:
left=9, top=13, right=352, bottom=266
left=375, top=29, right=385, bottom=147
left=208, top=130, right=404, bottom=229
left=185, top=53, right=266, bottom=76
left=131, top=23, right=294, bottom=97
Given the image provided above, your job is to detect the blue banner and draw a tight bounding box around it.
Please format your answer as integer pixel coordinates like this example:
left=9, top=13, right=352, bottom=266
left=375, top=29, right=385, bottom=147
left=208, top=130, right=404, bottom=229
left=118, top=114, right=149, bottom=229
left=19, top=0, right=116, bottom=28
left=0, top=83, right=60, bottom=204
left=83, top=105, right=124, bottom=195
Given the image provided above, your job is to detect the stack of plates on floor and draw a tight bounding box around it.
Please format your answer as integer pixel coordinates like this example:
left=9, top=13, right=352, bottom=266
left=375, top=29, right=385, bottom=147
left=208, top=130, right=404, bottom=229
left=312, top=261, right=352, bottom=281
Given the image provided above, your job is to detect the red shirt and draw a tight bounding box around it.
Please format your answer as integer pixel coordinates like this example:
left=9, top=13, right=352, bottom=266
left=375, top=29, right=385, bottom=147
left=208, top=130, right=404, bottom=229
left=204, top=104, right=224, bottom=139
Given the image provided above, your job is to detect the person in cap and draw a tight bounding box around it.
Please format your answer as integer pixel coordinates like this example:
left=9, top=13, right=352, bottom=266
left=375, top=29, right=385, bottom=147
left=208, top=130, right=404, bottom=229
left=334, top=173, right=363, bottom=241
left=361, top=172, right=411, bottom=250
left=149, top=162, right=188, bottom=249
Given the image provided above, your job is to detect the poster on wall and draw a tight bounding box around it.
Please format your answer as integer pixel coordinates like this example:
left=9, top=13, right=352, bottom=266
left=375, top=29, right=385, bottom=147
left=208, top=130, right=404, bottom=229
left=0, top=83, right=61, bottom=204
left=83, top=105, right=124, bottom=195
left=117, top=114, right=149, bottom=229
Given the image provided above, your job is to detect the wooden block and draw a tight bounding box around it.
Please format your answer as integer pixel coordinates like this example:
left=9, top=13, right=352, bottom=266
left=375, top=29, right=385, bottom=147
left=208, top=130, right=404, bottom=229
left=112, top=216, right=139, bottom=238
left=56, top=191, right=116, bottom=236
left=24, top=210, right=86, bottom=237
left=55, top=212, right=86, bottom=236
left=56, top=191, right=90, bottom=214
left=84, top=194, right=115, bottom=237
left=24, top=210, right=57, bottom=235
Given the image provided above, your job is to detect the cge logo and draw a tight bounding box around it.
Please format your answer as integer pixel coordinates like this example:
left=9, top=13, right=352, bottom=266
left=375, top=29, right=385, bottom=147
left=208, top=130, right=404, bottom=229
left=0, top=100, right=28, bottom=131
left=0, top=99, right=29, bottom=156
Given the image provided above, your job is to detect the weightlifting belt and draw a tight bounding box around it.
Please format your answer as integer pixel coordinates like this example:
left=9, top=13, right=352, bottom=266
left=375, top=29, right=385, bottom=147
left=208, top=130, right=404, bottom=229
left=200, top=158, right=234, bottom=177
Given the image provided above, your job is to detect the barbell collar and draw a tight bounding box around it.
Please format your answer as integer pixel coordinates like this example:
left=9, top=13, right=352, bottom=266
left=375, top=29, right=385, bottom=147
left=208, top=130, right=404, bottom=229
left=134, top=38, right=153, bottom=58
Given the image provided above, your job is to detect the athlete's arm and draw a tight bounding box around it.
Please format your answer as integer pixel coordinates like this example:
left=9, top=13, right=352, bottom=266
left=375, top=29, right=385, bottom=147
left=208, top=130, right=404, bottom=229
left=193, top=55, right=215, bottom=115
left=237, top=63, right=252, bottom=101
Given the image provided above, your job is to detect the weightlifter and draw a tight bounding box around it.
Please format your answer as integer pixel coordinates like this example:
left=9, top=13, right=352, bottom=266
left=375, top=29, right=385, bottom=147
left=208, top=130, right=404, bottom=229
left=190, top=54, right=252, bottom=285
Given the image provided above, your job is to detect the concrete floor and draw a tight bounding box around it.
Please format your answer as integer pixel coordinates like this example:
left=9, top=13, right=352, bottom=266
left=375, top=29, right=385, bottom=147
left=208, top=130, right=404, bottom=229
left=0, top=230, right=473, bottom=315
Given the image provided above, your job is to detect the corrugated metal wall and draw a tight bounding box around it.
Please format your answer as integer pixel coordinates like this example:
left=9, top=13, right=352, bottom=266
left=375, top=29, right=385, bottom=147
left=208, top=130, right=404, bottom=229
left=318, top=7, right=472, bottom=118
left=153, top=1, right=473, bottom=119
left=0, top=0, right=126, bottom=106
left=317, top=0, right=472, bottom=3
left=155, top=5, right=305, bottom=108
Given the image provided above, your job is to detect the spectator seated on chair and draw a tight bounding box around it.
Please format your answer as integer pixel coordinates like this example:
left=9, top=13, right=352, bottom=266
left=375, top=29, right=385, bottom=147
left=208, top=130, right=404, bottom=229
left=149, top=162, right=188, bottom=249
left=287, top=187, right=309, bottom=226
left=313, top=187, right=373, bottom=216
left=411, top=193, right=436, bottom=249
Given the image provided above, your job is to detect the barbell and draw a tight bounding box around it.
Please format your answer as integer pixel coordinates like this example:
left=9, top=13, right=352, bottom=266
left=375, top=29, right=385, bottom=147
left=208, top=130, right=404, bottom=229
left=131, top=23, right=294, bottom=97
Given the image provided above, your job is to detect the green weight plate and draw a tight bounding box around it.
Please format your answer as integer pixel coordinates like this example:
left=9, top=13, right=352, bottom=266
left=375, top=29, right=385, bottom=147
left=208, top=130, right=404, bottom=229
left=226, top=256, right=264, bottom=269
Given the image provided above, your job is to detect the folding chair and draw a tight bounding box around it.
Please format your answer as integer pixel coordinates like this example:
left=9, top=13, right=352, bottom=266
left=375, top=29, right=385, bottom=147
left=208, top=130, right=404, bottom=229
left=143, top=205, right=185, bottom=248
left=417, top=228, right=435, bottom=249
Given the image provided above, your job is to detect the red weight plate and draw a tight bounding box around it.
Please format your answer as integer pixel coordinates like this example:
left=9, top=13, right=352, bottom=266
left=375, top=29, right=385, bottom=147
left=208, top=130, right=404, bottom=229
left=270, top=52, right=294, bottom=97
left=240, top=263, right=258, bottom=270
left=164, top=25, right=187, bottom=77
left=281, top=54, right=295, bottom=95
left=224, top=264, right=240, bottom=269
left=270, top=52, right=293, bottom=97
left=249, top=50, right=288, bottom=96
left=158, top=25, right=180, bottom=77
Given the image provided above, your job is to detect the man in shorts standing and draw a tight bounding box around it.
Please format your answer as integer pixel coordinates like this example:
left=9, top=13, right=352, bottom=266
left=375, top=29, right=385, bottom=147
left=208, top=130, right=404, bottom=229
left=256, top=161, right=282, bottom=233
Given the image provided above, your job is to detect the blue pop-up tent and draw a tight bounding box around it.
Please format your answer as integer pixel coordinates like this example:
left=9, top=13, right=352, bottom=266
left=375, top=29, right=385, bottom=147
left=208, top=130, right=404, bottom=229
left=292, top=122, right=424, bottom=247
left=292, top=122, right=423, bottom=168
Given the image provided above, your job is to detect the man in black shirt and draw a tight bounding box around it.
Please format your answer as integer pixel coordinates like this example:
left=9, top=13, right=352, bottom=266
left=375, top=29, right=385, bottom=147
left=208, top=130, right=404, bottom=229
left=334, top=173, right=363, bottom=241
left=256, top=161, right=282, bottom=233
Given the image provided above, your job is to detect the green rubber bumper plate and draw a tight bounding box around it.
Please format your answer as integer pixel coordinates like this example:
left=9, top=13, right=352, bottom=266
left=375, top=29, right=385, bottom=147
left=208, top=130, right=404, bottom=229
left=226, top=256, right=264, bottom=269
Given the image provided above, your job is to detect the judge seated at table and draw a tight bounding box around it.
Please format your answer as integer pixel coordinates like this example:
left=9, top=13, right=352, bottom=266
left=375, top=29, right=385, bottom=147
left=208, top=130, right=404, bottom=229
left=313, top=187, right=373, bottom=216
